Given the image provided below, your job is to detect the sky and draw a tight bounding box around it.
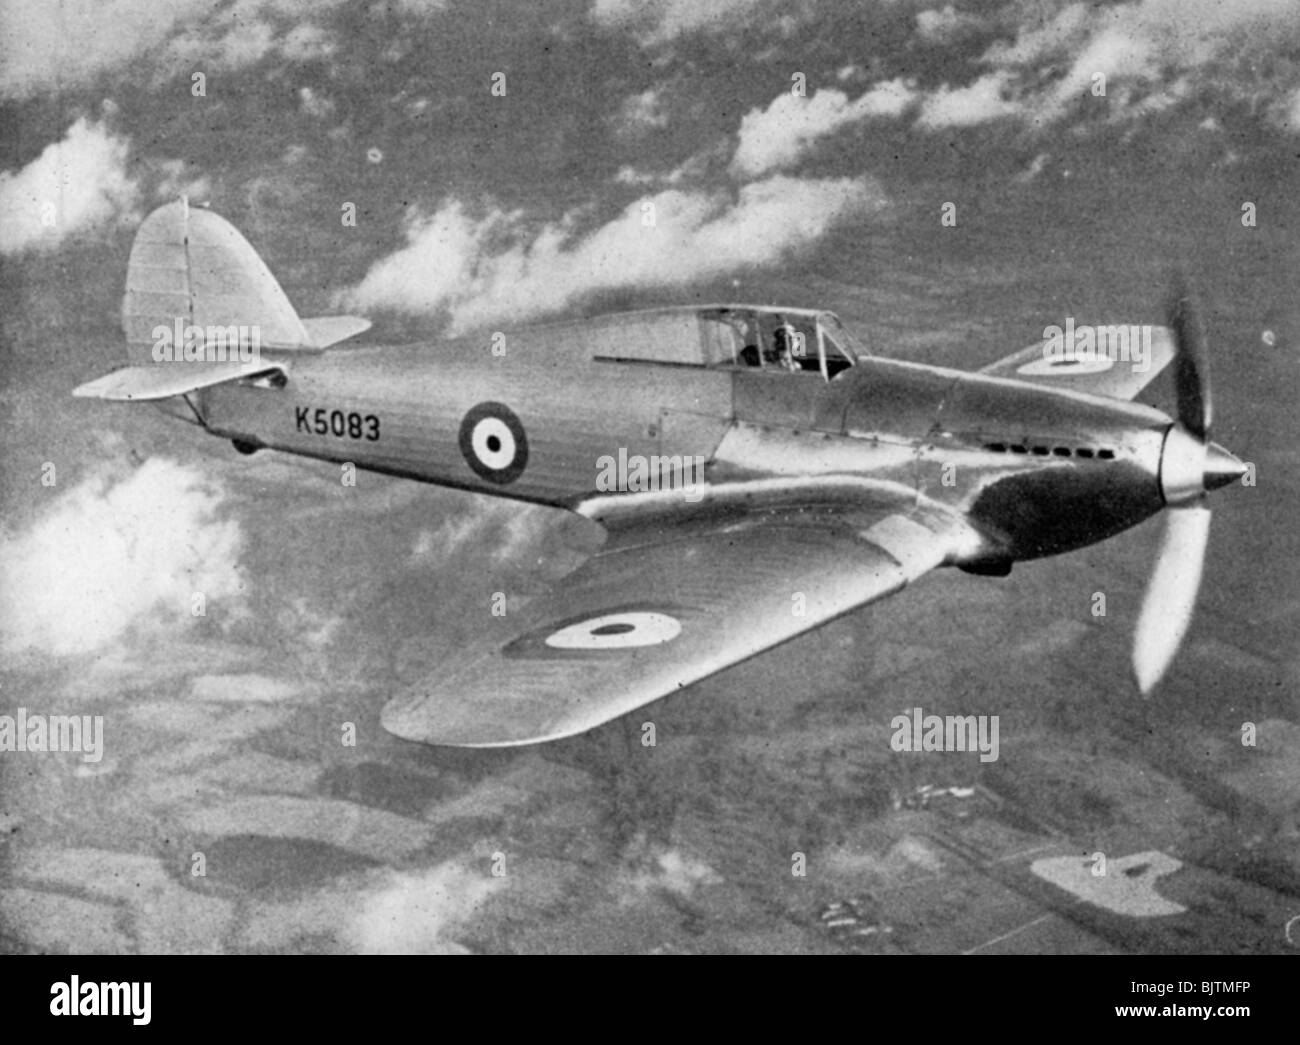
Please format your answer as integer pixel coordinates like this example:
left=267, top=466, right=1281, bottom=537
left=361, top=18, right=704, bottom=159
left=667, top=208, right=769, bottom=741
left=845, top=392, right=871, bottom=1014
left=4, top=0, right=1300, bottom=333
left=1, top=0, right=1298, bottom=955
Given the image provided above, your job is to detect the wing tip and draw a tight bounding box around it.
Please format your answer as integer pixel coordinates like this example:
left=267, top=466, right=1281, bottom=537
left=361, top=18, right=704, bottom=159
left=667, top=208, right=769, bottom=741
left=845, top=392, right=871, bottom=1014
left=380, top=696, right=567, bottom=748
left=71, top=373, right=132, bottom=400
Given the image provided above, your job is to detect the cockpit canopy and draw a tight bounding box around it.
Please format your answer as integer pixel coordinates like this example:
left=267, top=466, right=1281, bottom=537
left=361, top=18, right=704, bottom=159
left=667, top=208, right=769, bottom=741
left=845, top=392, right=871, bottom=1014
left=697, top=306, right=865, bottom=379
left=578, top=305, right=867, bottom=380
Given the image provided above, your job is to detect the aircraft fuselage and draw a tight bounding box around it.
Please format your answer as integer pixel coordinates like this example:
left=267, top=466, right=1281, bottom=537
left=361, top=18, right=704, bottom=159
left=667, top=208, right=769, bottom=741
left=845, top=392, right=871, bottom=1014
left=188, top=334, right=1178, bottom=571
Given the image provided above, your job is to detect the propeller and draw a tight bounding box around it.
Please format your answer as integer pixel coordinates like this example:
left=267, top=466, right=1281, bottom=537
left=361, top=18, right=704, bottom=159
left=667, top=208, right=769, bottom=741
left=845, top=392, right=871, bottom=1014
left=1132, top=503, right=1210, bottom=693
left=1165, top=276, right=1212, bottom=440
left=1131, top=279, right=1245, bottom=694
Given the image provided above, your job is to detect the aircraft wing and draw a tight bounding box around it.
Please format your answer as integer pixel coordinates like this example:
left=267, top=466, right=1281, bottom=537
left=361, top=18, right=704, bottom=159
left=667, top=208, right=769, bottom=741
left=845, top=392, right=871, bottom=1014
left=381, top=496, right=975, bottom=747
left=979, top=324, right=1174, bottom=400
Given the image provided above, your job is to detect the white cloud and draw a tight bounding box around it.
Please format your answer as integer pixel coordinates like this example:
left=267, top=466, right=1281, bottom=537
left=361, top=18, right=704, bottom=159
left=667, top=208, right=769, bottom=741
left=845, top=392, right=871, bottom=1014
left=392, top=0, right=450, bottom=12
left=152, top=157, right=211, bottom=205
left=0, top=458, right=243, bottom=657
left=1014, top=152, right=1050, bottom=183
left=0, top=118, right=139, bottom=255
left=613, top=142, right=721, bottom=188
left=0, top=0, right=191, bottom=97
left=916, top=4, right=985, bottom=44
left=340, top=199, right=491, bottom=321
left=341, top=174, right=883, bottom=334
left=189, top=674, right=303, bottom=703
left=615, top=87, right=670, bottom=136
left=620, top=842, right=723, bottom=899
left=298, top=86, right=336, bottom=120
left=280, top=22, right=337, bottom=62
left=346, top=861, right=502, bottom=955
left=979, top=0, right=1300, bottom=125
left=613, top=165, right=666, bottom=186
left=1110, top=76, right=1191, bottom=124
left=1277, top=86, right=1300, bottom=133
left=0, top=0, right=348, bottom=98
left=732, top=82, right=918, bottom=177
left=915, top=71, right=1020, bottom=129
left=979, top=1, right=1091, bottom=68
left=155, top=13, right=277, bottom=81
left=1039, top=26, right=1159, bottom=119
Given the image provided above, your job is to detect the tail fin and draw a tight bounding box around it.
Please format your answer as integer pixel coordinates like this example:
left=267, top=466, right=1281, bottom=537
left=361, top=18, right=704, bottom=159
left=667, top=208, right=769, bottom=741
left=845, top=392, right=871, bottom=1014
left=75, top=201, right=373, bottom=401
left=122, top=198, right=313, bottom=363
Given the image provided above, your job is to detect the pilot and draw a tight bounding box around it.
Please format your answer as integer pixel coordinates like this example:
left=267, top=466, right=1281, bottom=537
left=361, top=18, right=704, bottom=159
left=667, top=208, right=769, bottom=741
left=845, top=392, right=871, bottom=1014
left=769, top=320, right=801, bottom=372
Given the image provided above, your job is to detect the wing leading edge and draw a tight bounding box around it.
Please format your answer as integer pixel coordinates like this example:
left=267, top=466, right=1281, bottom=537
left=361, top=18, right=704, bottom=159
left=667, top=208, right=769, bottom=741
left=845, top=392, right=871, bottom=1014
left=381, top=498, right=975, bottom=747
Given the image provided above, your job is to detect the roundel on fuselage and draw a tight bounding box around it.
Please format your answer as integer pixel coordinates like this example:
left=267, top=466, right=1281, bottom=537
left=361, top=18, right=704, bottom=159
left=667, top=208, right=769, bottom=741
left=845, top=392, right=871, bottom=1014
left=459, top=401, right=528, bottom=484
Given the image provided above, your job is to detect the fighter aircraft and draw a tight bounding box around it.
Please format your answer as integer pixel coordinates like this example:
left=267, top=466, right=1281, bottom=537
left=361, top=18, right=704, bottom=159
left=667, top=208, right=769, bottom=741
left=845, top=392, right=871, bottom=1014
left=74, top=200, right=1246, bottom=747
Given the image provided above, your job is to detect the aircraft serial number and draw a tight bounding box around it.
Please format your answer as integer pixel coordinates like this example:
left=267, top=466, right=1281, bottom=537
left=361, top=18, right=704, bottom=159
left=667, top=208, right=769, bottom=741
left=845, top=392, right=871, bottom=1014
left=295, top=406, right=380, bottom=441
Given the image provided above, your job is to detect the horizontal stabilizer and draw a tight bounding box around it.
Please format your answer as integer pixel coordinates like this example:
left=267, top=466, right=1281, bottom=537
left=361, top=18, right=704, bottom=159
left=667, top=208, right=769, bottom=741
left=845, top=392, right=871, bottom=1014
left=301, top=315, right=372, bottom=348
left=72, top=359, right=285, bottom=401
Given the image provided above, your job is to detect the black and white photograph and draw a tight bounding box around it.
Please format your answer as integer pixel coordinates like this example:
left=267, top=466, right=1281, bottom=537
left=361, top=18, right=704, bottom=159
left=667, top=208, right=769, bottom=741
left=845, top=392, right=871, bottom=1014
left=1, top=0, right=1296, bottom=973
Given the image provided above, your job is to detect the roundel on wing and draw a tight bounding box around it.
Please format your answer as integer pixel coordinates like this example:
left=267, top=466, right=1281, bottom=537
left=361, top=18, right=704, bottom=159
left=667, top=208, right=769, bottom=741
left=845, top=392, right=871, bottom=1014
left=459, top=401, right=528, bottom=484
left=1016, top=355, right=1115, bottom=377
left=544, top=611, right=683, bottom=650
